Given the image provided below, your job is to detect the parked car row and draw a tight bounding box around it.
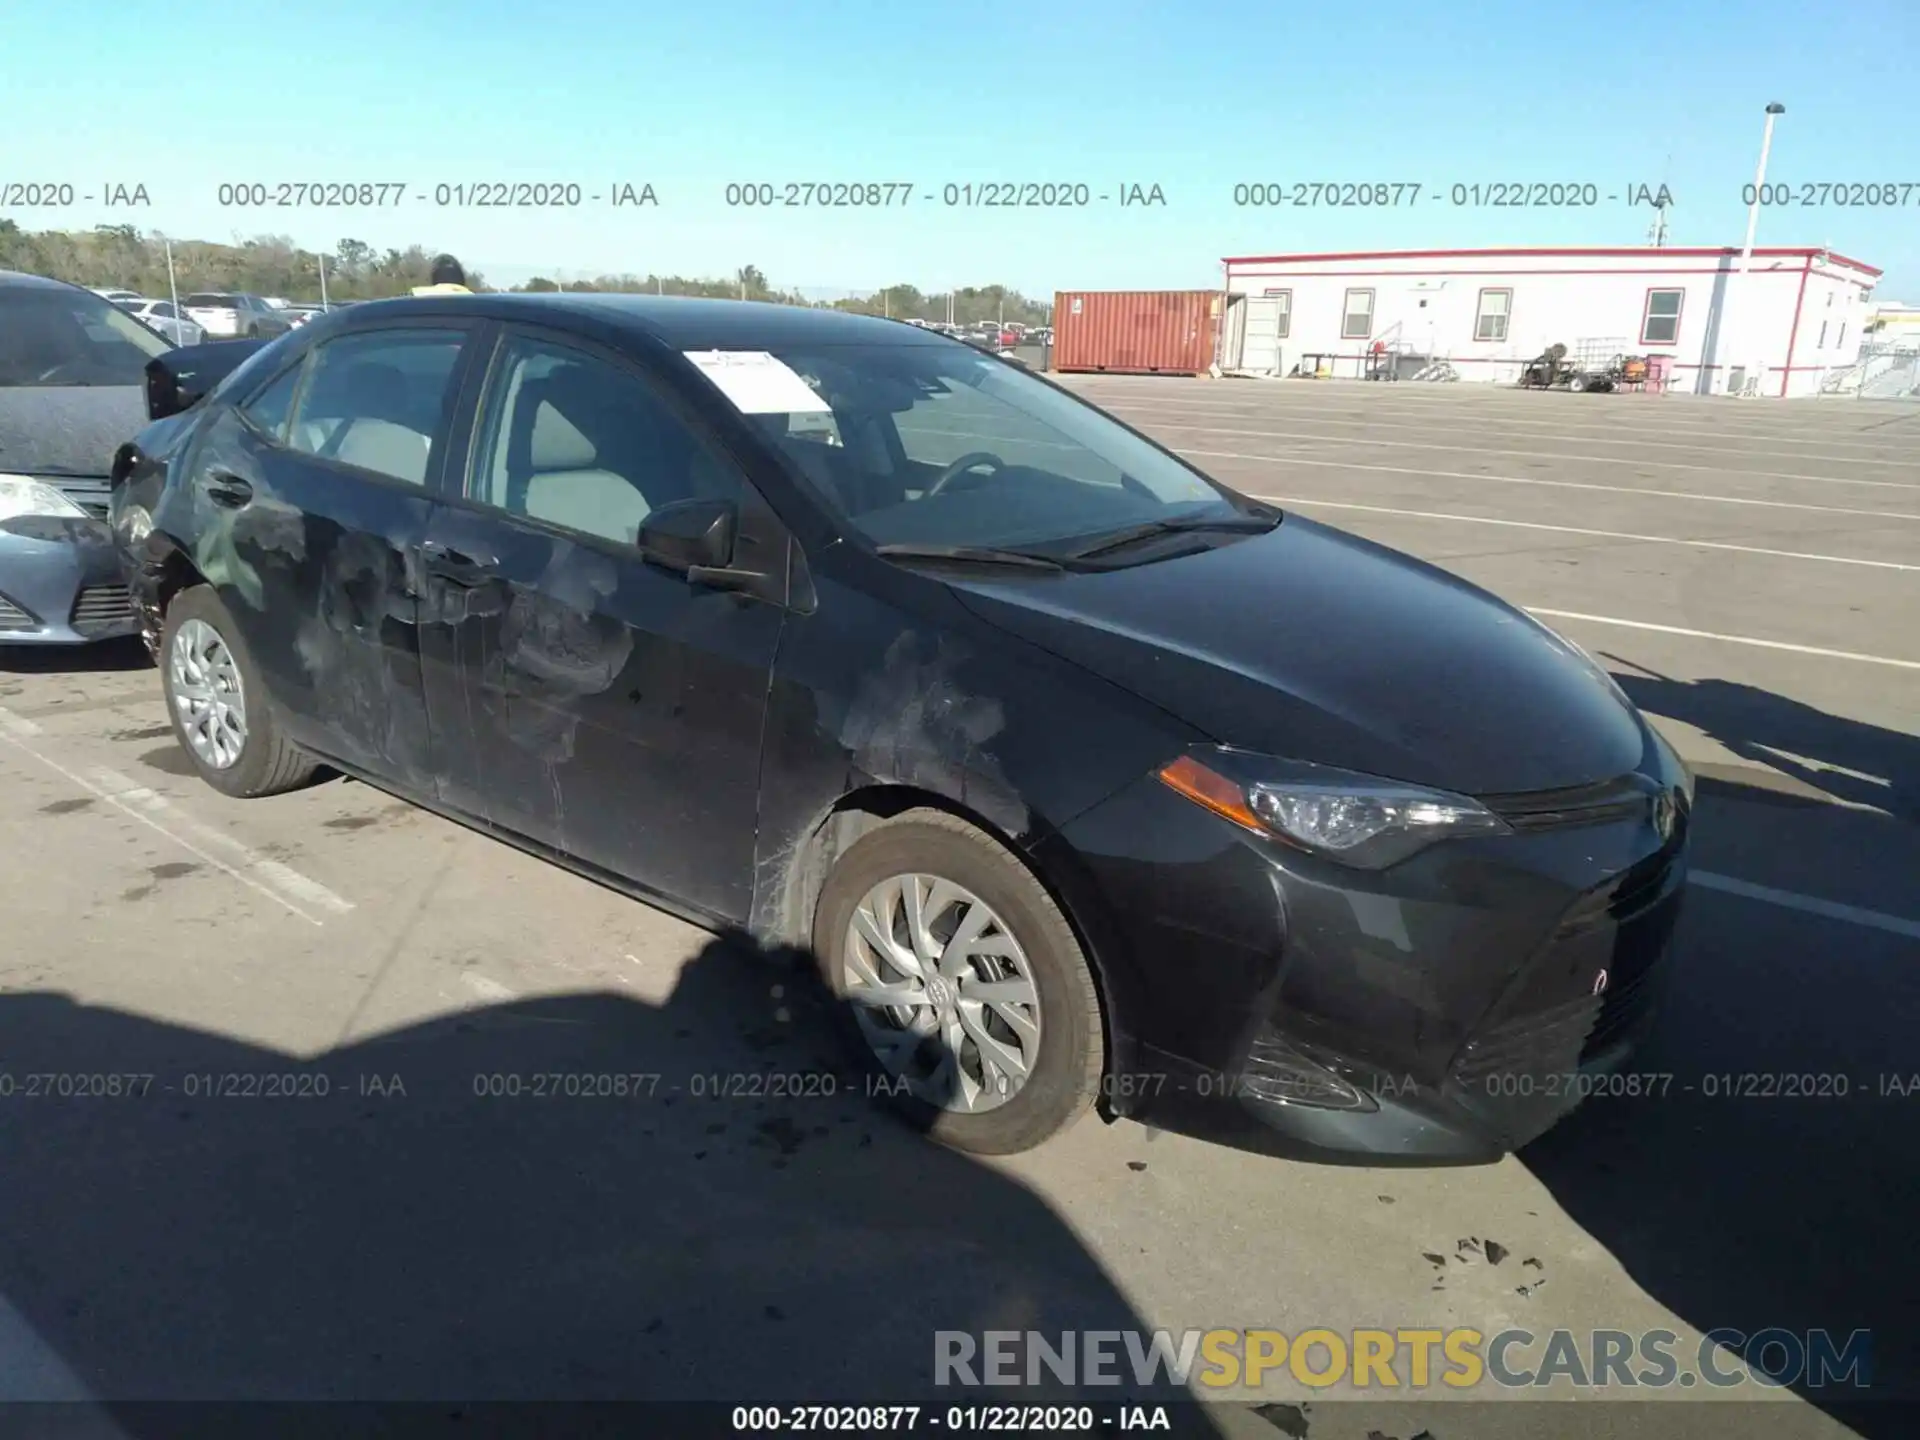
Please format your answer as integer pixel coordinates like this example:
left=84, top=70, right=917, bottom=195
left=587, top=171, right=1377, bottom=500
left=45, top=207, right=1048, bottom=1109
left=902, top=318, right=1052, bottom=351
left=89, top=287, right=342, bottom=346
left=4, top=269, right=1692, bottom=1170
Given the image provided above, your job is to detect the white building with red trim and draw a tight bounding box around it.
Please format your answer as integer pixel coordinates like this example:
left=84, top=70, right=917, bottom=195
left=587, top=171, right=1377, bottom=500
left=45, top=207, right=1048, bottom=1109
left=1216, top=246, right=1882, bottom=397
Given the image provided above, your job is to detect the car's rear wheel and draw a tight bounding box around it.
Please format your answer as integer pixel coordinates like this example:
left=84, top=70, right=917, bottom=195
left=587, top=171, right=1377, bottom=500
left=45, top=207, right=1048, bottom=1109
left=160, top=586, right=316, bottom=799
left=813, top=809, right=1104, bottom=1155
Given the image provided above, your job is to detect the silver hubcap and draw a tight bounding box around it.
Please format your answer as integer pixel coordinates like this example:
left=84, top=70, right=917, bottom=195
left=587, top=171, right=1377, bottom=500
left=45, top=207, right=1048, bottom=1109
left=169, top=617, right=248, bottom=769
left=843, top=873, right=1041, bottom=1115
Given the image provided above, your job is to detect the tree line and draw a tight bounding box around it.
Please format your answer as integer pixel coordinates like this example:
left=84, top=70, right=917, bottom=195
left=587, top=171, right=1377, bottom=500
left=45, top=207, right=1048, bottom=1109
left=0, top=223, right=1053, bottom=325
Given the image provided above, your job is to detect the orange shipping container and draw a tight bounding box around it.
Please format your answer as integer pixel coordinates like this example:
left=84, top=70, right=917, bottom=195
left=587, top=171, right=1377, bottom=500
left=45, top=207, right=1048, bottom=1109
left=1051, top=290, right=1220, bottom=375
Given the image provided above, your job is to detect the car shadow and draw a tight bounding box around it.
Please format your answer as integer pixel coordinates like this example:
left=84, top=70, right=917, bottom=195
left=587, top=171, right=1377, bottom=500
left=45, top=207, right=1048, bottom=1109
left=1521, top=671, right=1920, bottom=1437
left=0, top=635, right=151, bottom=675
left=0, top=930, right=1224, bottom=1435
left=1611, top=667, right=1918, bottom=822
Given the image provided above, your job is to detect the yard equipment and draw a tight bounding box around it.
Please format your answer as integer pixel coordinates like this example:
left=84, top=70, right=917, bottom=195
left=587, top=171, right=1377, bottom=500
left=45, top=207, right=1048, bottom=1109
left=1518, top=339, right=1643, bottom=393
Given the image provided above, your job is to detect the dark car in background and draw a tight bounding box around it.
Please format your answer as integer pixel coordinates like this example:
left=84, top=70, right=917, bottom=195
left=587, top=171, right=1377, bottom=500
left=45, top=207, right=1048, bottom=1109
left=0, top=271, right=171, bottom=645
left=112, top=294, right=1691, bottom=1161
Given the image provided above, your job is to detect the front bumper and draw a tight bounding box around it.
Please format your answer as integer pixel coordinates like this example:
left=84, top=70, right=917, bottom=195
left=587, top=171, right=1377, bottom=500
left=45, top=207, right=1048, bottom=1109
left=1041, top=760, right=1690, bottom=1163
left=0, top=519, right=139, bottom=645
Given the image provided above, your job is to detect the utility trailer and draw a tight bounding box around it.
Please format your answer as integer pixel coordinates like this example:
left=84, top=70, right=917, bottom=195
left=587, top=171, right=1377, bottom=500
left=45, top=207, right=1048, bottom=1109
left=1518, top=338, right=1649, bottom=393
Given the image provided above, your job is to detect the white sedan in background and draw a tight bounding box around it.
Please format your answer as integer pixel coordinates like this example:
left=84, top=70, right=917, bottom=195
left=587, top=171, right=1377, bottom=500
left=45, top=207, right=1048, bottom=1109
left=120, top=299, right=206, bottom=346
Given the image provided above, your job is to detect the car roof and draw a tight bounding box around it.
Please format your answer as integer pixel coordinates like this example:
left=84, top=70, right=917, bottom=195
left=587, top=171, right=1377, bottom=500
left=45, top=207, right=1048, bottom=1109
left=333, top=293, right=950, bottom=351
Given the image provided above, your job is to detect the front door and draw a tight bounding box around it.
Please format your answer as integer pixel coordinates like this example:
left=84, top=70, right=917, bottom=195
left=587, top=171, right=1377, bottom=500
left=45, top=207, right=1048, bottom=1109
left=416, top=327, right=789, bottom=923
left=182, top=323, right=480, bottom=783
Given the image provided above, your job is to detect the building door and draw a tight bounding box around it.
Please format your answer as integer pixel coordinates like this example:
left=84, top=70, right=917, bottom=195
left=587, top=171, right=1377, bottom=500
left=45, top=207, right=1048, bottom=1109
left=1241, top=296, right=1286, bottom=372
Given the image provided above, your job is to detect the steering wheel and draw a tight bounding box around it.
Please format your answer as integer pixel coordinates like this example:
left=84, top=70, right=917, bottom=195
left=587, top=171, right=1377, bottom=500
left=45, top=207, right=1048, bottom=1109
left=925, top=451, right=1006, bottom=497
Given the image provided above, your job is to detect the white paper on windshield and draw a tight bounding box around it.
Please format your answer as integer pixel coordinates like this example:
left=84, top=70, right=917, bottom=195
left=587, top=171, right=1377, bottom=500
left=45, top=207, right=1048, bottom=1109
left=683, top=350, right=833, bottom=414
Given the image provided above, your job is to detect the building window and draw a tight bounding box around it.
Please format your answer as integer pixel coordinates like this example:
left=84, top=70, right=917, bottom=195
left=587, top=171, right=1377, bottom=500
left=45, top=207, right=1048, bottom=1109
left=1340, top=288, right=1375, bottom=340
left=1818, top=320, right=1829, bottom=348
left=1837, top=323, right=1846, bottom=350
left=1474, top=288, right=1512, bottom=342
left=1640, top=288, right=1684, bottom=346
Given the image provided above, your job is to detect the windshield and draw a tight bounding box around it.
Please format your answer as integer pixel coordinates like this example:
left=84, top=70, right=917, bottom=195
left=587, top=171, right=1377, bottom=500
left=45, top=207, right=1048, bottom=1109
left=185, top=293, right=238, bottom=308
left=688, top=340, right=1248, bottom=552
left=0, top=286, right=173, bottom=387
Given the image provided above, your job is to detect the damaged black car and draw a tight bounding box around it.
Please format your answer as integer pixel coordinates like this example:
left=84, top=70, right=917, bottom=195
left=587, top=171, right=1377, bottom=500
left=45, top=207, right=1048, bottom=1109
left=111, top=295, right=1691, bottom=1161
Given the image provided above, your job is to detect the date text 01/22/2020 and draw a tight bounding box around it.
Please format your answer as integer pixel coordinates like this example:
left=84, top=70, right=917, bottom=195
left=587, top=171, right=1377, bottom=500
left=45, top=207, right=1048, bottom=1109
left=209, top=181, right=659, bottom=208
left=721, top=182, right=1167, bottom=208
left=1230, top=181, right=1676, bottom=208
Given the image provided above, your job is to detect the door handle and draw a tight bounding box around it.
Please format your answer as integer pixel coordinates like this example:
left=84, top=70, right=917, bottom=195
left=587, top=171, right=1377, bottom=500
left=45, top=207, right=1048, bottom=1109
left=419, top=539, right=499, bottom=585
left=204, top=471, right=254, bottom=507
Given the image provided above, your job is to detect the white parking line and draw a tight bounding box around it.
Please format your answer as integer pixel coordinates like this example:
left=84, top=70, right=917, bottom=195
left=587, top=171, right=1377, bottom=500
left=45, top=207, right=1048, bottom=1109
left=1180, top=448, right=1920, bottom=520
left=461, top=972, right=518, bottom=1002
left=1130, top=417, right=1920, bottom=488
left=1084, top=394, right=1920, bottom=459
left=0, top=706, right=352, bottom=925
left=1523, top=609, right=1920, bottom=670
left=1251, top=495, right=1920, bottom=572
left=1692, top=872, right=1920, bottom=942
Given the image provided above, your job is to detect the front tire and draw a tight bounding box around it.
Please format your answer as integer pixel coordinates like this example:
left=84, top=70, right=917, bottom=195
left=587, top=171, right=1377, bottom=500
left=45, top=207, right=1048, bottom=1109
left=160, top=586, right=316, bottom=799
left=813, top=809, right=1104, bottom=1155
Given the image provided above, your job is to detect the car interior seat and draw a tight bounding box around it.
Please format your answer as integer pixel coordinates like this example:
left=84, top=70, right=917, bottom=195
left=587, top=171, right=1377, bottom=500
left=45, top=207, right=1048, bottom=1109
left=311, top=361, right=434, bottom=483
left=507, top=371, right=658, bottom=544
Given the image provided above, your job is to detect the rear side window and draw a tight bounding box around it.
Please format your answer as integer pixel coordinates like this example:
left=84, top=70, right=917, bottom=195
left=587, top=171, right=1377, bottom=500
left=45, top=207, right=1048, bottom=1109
left=288, top=329, right=465, bottom=486
left=239, top=362, right=307, bottom=443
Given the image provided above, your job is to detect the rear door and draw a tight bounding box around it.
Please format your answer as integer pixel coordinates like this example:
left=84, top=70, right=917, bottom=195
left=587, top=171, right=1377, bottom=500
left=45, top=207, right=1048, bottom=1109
left=415, top=325, right=790, bottom=923
left=182, top=322, right=483, bottom=786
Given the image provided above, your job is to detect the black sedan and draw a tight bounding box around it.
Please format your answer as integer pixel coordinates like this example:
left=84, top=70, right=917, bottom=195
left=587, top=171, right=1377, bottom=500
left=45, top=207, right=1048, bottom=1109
left=110, top=295, right=1691, bottom=1160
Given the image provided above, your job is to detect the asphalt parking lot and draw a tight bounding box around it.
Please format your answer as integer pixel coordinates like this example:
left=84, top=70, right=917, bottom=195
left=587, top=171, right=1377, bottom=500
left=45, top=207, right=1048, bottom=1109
left=2, top=378, right=1915, bottom=1436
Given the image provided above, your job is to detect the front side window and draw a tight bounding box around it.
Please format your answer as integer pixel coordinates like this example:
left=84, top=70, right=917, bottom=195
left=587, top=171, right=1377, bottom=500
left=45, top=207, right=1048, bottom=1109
left=1474, top=288, right=1512, bottom=342
left=470, top=335, right=745, bottom=547
left=684, top=340, right=1246, bottom=554
left=0, top=285, right=171, bottom=388
left=240, top=361, right=307, bottom=443
left=1642, top=289, right=1684, bottom=345
left=1341, top=288, right=1375, bottom=340
left=288, top=329, right=465, bottom=485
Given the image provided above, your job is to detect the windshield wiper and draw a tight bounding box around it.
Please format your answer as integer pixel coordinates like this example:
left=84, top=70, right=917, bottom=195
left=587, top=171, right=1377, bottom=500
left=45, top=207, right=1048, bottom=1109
left=1061, top=510, right=1281, bottom=561
left=874, top=543, right=1066, bottom=571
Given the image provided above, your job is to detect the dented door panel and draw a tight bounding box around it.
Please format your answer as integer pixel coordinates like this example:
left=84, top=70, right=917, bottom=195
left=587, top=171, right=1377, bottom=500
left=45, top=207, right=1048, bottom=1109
left=416, top=506, right=783, bottom=923
left=182, top=408, right=438, bottom=779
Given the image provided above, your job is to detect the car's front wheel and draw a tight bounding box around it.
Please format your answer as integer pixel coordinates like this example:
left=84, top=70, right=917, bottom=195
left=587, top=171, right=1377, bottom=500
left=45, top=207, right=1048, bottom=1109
left=160, top=586, right=316, bottom=799
left=813, top=809, right=1105, bottom=1155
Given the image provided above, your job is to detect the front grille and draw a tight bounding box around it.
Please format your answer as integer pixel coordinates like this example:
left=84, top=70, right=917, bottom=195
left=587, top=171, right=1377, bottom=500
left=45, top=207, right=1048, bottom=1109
left=69, top=584, right=135, bottom=634
left=1554, top=847, right=1681, bottom=938
left=1584, top=958, right=1665, bottom=1057
left=0, top=592, right=41, bottom=631
left=1486, top=775, right=1658, bottom=832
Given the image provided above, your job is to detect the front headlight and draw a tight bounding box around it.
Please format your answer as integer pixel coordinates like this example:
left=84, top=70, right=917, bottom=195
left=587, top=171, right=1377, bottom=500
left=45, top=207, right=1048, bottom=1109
left=0, top=473, right=88, bottom=523
left=119, top=503, right=155, bottom=546
left=1157, top=748, right=1510, bottom=870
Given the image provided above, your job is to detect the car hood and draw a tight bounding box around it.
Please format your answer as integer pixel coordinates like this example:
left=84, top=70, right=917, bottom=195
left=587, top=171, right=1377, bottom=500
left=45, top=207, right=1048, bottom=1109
left=944, top=515, right=1650, bottom=797
left=0, top=385, right=149, bottom=480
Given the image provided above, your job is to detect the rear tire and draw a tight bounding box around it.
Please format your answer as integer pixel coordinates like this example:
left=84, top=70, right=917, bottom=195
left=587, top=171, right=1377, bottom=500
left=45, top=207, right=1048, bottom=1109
left=160, top=586, right=317, bottom=799
left=813, top=808, right=1104, bottom=1155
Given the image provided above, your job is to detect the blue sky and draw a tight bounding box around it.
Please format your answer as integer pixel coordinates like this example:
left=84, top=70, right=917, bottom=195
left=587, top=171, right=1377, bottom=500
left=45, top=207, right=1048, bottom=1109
left=4, top=0, right=1916, bottom=296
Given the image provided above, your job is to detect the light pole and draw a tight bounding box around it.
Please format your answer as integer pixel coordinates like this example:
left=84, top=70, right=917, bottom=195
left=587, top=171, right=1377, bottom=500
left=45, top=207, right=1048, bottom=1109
left=1728, top=101, right=1785, bottom=395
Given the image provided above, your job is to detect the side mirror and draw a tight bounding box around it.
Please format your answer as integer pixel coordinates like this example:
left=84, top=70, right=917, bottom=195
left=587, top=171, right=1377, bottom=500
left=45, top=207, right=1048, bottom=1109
left=637, top=497, right=737, bottom=573
left=144, top=339, right=269, bottom=420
